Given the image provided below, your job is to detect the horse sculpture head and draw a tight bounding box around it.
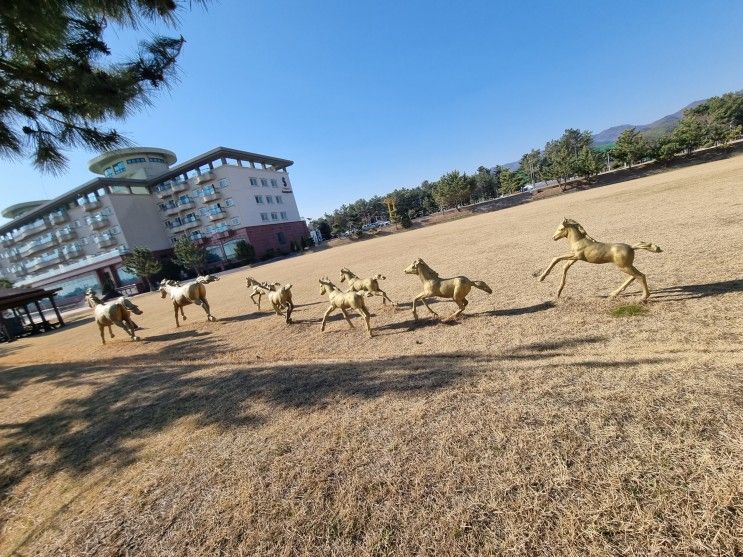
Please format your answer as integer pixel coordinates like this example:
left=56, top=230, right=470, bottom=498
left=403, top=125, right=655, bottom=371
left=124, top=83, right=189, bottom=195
left=552, top=218, right=590, bottom=241
left=159, top=279, right=176, bottom=298
left=84, top=288, right=98, bottom=307
left=404, top=258, right=423, bottom=275
left=339, top=268, right=351, bottom=282
left=118, top=297, right=143, bottom=315
left=319, top=277, right=334, bottom=296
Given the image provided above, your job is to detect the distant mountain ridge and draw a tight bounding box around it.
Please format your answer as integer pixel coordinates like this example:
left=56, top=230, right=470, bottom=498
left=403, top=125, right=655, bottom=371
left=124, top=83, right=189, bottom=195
left=499, top=90, right=740, bottom=170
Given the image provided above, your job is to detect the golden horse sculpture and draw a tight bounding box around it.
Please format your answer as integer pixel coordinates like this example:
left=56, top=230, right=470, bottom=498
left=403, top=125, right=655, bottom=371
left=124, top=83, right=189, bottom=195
left=404, top=258, right=492, bottom=321
left=538, top=218, right=662, bottom=301
left=245, top=276, right=277, bottom=310
left=85, top=288, right=143, bottom=344
left=159, top=275, right=219, bottom=327
left=253, top=281, right=294, bottom=324
left=319, top=277, right=373, bottom=337
left=339, top=268, right=395, bottom=306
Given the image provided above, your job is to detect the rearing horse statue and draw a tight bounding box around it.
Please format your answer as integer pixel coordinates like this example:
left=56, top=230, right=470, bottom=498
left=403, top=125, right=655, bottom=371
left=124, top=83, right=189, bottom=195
left=538, top=218, right=662, bottom=301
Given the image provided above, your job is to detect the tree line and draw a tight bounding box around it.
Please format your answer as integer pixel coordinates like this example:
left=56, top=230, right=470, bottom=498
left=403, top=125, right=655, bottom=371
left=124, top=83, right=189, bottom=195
left=313, top=92, right=743, bottom=239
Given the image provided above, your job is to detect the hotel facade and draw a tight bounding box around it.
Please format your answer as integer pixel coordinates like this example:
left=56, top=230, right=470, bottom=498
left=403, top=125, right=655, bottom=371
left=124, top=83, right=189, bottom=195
left=0, top=147, right=308, bottom=307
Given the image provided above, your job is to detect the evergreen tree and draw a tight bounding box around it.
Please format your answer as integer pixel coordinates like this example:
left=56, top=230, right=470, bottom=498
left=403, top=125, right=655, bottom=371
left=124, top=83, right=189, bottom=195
left=233, top=240, right=256, bottom=265
left=173, top=237, right=208, bottom=274
left=0, top=0, right=206, bottom=171
left=432, top=170, right=474, bottom=209
left=121, top=247, right=161, bottom=290
left=612, top=128, right=648, bottom=169
left=0, top=277, right=12, bottom=288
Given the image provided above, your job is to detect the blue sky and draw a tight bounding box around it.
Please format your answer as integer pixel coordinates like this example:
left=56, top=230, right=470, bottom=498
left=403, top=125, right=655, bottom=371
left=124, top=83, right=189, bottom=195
left=3, top=0, right=742, bottom=222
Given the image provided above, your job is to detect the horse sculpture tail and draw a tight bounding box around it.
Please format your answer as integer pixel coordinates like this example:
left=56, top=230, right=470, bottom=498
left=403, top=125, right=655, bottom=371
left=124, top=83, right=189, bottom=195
left=471, top=280, right=493, bottom=294
left=632, top=242, right=663, bottom=253
left=374, top=274, right=386, bottom=280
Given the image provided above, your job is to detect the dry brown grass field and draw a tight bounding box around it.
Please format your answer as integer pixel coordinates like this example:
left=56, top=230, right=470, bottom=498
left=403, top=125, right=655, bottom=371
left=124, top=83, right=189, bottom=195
left=1, top=155, right=742, bottom=556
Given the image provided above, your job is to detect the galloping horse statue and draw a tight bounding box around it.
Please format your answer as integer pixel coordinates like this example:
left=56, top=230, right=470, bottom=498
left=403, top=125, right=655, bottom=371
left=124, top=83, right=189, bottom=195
left=404, top=258, right=492, bottom=321
left=538, top=218, right=662, bottom=301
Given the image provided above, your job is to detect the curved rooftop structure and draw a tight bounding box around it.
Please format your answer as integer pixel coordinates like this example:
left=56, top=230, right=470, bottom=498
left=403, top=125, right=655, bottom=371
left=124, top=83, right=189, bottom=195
left=1, top=200, right=50, bottom=220
left=88, top=147, right=177, bottom=179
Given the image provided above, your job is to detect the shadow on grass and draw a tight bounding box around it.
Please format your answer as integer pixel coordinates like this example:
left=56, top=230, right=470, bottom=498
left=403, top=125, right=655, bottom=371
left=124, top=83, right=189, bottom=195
left=653, top=279, right=743, bottom=301
left=479, top=301, right=556, bottom=317
left=0, top=339, right=491, bottom=499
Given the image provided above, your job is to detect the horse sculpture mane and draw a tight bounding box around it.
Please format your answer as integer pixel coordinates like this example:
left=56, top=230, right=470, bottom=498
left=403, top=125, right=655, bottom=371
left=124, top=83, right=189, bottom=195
left=563, top=219, right=595, bottom=242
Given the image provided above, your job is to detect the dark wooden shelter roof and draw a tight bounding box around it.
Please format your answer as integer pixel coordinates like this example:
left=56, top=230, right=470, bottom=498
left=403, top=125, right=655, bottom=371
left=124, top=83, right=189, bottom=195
left=0, top=287, right=62, bottom=311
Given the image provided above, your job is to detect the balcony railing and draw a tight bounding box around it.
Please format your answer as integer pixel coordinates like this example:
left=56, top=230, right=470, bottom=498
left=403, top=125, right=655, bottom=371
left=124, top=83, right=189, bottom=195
left=0, top=237, right=11, bottom=248
left=164, top=204, right=181, bottom=216
left=195, top=170, right=214, bottom=184
left=171, top=181, right=188, bottom=193
left=96, top=236, right=117, bottom=248
left=20, top=237, right=58, bottom=256
left=156, top=186, right=173, bottom=199
left=177, top=200, right=195, bottom=212
left=15, top=221, right=49, bottom=241
left=27, top=253, right=64, bottom=273
left=201, top=191, right=221, bottom=203
left=171, top=219, right=201, bottom=233
left=56, top=229, right=77, bottom=242
left=63, top=247, right=84, bottom=259
left=49, top=212, right=69, bottom=225
left=208, top=211, right=227, bottom=221
left=7, top=251, right=21, bottom=262
left=82, top=199, right=101, bottom=212
left=89, top=216, right=110, bottom=230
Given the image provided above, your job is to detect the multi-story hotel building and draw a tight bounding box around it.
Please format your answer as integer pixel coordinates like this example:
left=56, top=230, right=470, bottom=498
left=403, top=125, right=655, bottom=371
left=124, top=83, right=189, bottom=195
left=0, top=146, right=308, bottom=306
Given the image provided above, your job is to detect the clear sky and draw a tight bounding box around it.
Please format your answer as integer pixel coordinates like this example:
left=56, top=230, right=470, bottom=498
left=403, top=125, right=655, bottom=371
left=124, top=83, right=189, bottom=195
left=3, top=0, right=742, bottom=223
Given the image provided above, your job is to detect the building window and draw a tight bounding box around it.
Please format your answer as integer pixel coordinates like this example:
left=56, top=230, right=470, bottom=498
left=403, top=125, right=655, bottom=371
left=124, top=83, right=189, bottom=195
left=261, top=213, right=269, bottom=222
left=280, top=211, right=287, bottom=220
left=271, top=212, right=278, bottom=221
left=266, top=196, right=273, bottom=204
left=261, top=179, right=268, bottom=187
left=219, top=178, right=230, bottom=188
left=110, top=226, right=121, bottom=235
left=229, top=217, right=241, bottom=226
left=275, top=196, right=283, bottom=204
left=271, top=179, right=278, bottom=188
left=159, top=203, right=167, bottom=212
left=126, top=157, right=146, bottom=164
left=250, top=178, right=258, bottom=186
left=225, top=198, right=235, bottom=207
left=199, top=207, right=209, bottom=215
left=112, top=161, right=126, bottom=174
left=104, top=167, right=113, bottom=177
left=149, top=157, right=165, bottom=163
left=255, top=195, right=264, bottom=204
left=277, top=232, right=287, bottom=244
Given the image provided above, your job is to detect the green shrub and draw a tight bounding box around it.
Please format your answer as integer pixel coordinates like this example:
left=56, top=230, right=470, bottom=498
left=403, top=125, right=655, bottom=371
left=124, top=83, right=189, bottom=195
left=611, top=304, right=648, bottom=318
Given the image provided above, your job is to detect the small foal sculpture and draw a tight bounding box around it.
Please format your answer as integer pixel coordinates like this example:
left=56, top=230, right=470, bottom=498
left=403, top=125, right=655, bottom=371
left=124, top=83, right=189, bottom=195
left=404, top=258, right=492, bottom=321
left=253, top=281, right=294, bottom=324
left=319, top=277, right=373, bottom=337
left=339, top=268, right=395, bottom=306
left=538, top=218, right=662, bottom=301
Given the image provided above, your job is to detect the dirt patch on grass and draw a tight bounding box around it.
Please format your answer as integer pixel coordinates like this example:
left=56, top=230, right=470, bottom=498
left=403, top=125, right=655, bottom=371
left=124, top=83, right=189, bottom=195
left=1, top=155, right=742, bottom=555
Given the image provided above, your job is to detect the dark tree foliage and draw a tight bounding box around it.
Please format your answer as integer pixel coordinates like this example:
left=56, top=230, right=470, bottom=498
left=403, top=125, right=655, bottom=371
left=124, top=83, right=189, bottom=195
left=121, top=246, right=161, bottom=290
left=0, top=277, right=12, bottom=288
left=173, top=236, right=207, bottom=274
left=0, top=0, right=205, bottom=172
left=233, top=240, right=256, bottom=265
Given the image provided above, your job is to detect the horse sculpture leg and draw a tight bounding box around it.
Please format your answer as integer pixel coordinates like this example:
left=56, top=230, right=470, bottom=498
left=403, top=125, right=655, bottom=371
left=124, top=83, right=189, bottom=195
left=340, top=307, right=355, bottom=329
left=610, top=276, right=635, bottom=298
left=284, top=301, right=293, bottom=324
left=444, top=296, right=468, bottom=321
left=108, top=325, right=115, bottom=338
left=200, top=297, right=216, bottom=321
left=412, top=293, right=438, bottom=321
left=539, top=254, right=576, bottom=281
left=99, top=324, right=106, bottom=345
left=617, top=265, right=650, bottom=301
left=321, top=306, right=335, bottom=331
left=556, top=260, right=576, bottom=298
left=358, top=306, right=373, bottom=337
left=173, top=304, right=181, bottom=327
left=114, top=319, right=139, bottom=341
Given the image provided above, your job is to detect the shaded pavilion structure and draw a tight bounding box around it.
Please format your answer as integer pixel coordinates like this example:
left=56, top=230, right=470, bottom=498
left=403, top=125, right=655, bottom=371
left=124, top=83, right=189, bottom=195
left=0, top=287, right=64, bottom=342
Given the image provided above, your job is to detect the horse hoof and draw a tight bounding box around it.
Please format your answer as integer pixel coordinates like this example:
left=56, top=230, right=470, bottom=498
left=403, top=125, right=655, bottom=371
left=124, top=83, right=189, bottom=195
left=133, top=336, right=140, bottom=341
